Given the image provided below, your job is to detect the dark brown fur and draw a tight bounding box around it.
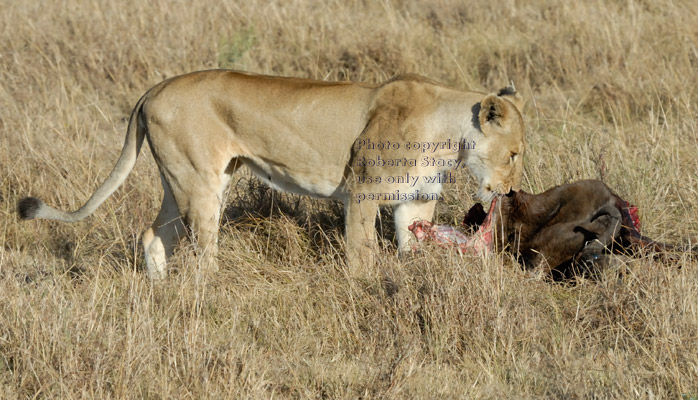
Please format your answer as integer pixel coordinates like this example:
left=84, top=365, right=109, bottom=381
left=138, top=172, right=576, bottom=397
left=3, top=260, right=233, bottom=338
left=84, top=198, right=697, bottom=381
left=481, top=180, right=693, bottom=278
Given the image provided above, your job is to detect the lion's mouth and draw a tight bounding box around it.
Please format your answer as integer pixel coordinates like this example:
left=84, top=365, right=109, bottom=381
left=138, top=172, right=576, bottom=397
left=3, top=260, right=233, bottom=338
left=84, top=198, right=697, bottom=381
left=407, top=195, right=500, bottom=254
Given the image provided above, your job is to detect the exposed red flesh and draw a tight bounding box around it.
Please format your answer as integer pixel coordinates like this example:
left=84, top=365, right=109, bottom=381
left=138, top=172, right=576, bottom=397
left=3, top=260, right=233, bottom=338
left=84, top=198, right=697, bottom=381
left=407, top=220, right=471, bottom=253
left=627, top=203, right=641, bottom=232
left=407, top=196, right=499, bottom=254
left=466, top=195, right=498, bottom=253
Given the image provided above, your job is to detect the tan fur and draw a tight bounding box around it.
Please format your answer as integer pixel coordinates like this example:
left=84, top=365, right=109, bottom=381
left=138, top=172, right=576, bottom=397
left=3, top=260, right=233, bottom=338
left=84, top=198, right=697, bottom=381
left=18, top=70, right=526, bottom=278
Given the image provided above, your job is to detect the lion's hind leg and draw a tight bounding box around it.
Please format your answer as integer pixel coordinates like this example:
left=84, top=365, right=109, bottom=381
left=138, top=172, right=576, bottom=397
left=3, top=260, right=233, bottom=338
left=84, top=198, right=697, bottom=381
left=184, top=189, right=228, bottom=275
left=146, top=171, right=231, bottom=279
left=142, top=175, right=187, bottom=280
left=178, top=162, right=238, bottom=277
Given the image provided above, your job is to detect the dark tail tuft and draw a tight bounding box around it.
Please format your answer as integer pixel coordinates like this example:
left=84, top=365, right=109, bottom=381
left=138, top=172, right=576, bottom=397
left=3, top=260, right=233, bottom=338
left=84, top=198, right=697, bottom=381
left=497, top=86, right=517, bottom=97
left=17, top=197, right=42, bottom=220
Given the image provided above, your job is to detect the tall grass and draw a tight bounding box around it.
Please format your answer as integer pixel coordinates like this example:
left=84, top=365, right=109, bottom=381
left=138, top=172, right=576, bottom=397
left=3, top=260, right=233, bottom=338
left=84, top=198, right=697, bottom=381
left=1, top=0, right=697, bottom=398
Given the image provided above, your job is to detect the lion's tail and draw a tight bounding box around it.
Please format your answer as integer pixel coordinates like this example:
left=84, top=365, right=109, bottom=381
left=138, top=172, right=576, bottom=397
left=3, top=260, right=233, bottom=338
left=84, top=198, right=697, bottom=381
left=18, top=94, right=149, bottom=223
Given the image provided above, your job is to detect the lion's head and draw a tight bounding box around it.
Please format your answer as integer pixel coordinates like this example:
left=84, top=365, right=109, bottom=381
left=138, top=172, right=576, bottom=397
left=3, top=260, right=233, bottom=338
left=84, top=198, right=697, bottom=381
left=467, top=87, right=525, bottom=201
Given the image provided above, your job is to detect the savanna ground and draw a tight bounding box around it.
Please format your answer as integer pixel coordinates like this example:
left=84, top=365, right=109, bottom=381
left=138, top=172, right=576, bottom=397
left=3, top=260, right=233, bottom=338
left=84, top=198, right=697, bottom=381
left=1, top=0, right=697, bottom=398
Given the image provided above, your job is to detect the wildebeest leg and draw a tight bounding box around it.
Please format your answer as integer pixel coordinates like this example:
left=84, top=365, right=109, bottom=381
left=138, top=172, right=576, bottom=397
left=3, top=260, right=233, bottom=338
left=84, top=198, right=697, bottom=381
left=573, top=205, right=621, bottom=270
left=461, top=202, right=487, bottom=233
left=623, top=227, right=677, bottom=254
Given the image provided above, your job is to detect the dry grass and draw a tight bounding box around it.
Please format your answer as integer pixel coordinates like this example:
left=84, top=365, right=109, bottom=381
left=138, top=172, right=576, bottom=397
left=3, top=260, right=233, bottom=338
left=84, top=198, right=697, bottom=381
left=1, top=0, right=698, bottom=398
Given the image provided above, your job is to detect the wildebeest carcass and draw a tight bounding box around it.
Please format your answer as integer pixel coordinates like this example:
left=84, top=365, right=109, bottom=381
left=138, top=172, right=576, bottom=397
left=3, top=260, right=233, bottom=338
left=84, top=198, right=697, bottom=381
left=409, top=180, right=696, bottom=279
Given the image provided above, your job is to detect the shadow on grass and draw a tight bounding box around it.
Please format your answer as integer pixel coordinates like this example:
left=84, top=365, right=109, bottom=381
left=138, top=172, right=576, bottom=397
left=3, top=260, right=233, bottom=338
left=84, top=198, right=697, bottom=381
left=222, top=176, right=398, bottom=262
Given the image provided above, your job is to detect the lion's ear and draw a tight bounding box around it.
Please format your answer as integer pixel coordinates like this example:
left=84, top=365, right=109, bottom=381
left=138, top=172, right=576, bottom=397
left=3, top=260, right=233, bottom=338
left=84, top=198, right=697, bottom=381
left=478, top=94, right=509, bottom=129
left=497, top=84, right=524, bottom=113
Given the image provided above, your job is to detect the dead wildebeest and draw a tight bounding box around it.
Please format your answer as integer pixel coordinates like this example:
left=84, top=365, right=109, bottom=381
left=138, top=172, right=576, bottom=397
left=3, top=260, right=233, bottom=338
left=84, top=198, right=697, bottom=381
left=409, top=179, right=696, bottom=280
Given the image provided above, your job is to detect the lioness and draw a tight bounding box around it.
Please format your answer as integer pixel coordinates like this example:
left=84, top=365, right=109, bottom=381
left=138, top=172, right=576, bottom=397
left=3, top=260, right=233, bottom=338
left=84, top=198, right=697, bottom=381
left=18, top=70, right=525, bottom=278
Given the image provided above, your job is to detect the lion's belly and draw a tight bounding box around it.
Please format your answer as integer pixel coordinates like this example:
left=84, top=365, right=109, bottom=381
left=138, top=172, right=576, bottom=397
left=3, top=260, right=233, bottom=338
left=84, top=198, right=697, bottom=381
left=242, top=158, right=348, bottom=201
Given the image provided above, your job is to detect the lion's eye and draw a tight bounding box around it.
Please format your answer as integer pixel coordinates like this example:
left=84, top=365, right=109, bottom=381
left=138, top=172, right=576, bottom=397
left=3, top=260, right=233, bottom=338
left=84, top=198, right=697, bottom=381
left=509, top=152, right=518, bottom=163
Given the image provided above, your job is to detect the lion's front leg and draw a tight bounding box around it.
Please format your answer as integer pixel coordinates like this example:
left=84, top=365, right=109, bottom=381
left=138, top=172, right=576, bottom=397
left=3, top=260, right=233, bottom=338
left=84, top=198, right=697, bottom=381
left=393, top=200, right=437, bottom=253
left=344, top=198, right=379, bottom=274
